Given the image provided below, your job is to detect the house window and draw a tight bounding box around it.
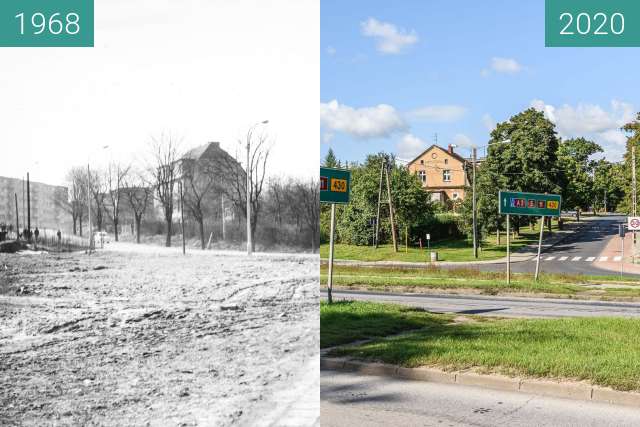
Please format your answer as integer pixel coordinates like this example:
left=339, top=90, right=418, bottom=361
left=443, top=170, right=451, bottom=182
left=418, top=170, right=426, bottom=183
left=420, top=159, right=424, bottom=165
left=452, top=192, right=459, bottom=200
left=444, top=158, right=448, bottom=165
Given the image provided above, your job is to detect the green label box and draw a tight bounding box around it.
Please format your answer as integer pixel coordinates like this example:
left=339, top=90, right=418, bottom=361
left=0, top=0, right=94, bottom=47
left=546, top=0, right=640, bottom=47
left=320, top=167, right=351, bottom=204
left=499, top=191, right=562, bottom=217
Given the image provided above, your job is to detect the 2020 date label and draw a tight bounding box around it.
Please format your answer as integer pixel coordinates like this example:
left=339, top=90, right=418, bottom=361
left=0, top=0, right=93, bottom=47
left=546, top=0, right=640, bottom=47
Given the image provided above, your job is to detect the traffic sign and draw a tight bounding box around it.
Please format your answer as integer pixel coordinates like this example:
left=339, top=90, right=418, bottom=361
left=628, top=217, right=640, bottom=231
left=320, top=167, right=351, bottom=204
left=498, top=191, right=561, bottom=217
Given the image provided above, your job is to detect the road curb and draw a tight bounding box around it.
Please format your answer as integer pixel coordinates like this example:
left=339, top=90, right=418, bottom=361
left=321, top=357, right=640, bottom=408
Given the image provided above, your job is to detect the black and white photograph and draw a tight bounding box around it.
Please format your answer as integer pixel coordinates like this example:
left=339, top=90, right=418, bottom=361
left=0, top=1, right=319, bottom=425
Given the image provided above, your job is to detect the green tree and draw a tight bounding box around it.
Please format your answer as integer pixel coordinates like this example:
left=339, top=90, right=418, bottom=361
left=335, top=153, right=434, bottom=245
left=464, top=108, right=561, bottom=236
left=593, top=160, right=625, bottom=212
left=556, top=137, right=602, bottom=211
left=621, top=113, right=640, bottom=214
left=323, top=148, right=339, bottom=168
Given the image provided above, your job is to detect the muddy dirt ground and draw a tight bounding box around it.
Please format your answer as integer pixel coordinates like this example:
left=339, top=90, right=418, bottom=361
left=0, top=246, right=319, bottom=426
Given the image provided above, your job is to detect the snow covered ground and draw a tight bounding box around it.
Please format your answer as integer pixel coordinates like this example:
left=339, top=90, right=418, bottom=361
left=0, top=245, right=319, bottom=426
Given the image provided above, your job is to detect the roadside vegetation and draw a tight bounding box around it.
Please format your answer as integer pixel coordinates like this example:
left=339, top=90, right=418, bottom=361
left=322, top=301, right=640, bottom=391
left=321, top=265, right=640, bottom=299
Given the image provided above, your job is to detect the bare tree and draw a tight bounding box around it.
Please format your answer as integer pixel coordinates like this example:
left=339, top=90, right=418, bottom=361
left=150, top=134, right=181, bottom=247
left=89, top=169, right=108, bottom=232
left=123, top=170, right=152, bottom=244
left=296, top=178, right=320, bottom=251
left=57, top=167, right=88, bottom=236
left=182, top=159, right=216, bottom=249
left=104, top=162, right=130, bottom=242
left=218, top=129, right=272, bottom=252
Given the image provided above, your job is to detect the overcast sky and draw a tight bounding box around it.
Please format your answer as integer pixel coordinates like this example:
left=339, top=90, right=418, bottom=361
left=0, top=0, right=319, bottom=186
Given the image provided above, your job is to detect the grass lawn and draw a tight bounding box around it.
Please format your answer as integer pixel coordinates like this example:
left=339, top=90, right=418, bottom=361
left=321, top=265, right=640, bottom=299
left=322, top=301, right=640, bottom=391
left=319, top=300, right=449, bottom=348
left=320, top=218, right=569, bottom=262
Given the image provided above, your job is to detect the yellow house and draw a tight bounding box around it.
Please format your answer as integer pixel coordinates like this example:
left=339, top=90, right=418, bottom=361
left=407, top=144, right=470, bottom=203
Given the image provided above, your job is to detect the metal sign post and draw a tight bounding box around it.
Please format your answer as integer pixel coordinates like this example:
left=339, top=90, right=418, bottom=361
left=426, top=233, right=430, bottom=249
left=321, top=167, right=351, bottom=304
left=534, top=216, right=545, bottom=281
left=620, top=224, right=625, bottom=277
left=506, top=214, right=510, bottom=285
left=498, top=191, right=562, bottom=285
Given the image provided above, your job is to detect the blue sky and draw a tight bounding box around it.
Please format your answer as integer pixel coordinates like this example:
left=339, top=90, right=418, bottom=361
left=321, top=0, right=639, bottom=164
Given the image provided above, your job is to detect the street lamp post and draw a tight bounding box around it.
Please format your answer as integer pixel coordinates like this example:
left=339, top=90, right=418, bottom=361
left=246, top=120, right=268, bottom=256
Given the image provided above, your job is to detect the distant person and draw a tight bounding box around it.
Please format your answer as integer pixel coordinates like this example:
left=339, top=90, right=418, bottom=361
left=34, top=227, right=40, bottom=242
left=57, top=229, right=62, bottom=251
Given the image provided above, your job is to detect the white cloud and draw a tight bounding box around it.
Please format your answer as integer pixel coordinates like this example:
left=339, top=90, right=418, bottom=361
left=361, top=17, right=418, bottom=54
left=530, top=99, right=634, bottom=156
left=452, top=133, right=474, bottom=148
left=322, top=131, right=334, bottom=144
left=326, top=46, right=336, bottom=55
left=397, top=133, right=428, bottom=159
left=483, top=57, right=523, bottom=76
left=482, top=113, right=496, bottom=131
left=320, top=99, right=407, bottom=139
left=409, top=105, right=466, bottom=122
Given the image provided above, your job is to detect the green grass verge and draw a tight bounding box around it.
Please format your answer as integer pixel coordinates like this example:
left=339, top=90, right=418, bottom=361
left=320, top=300, right=449, bottom=348
left=320, top=265, right=640, bottom=298
left=320, top=219, right=570, bottom=262
left=323, top=301, right=640, bottom=391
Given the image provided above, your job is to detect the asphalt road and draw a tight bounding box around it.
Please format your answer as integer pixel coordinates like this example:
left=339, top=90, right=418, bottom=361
left=322, top=289, right=640, bottom=318
left=476, top=215, right=631, bottom=276
left=321, top=371, right=640, bottom=427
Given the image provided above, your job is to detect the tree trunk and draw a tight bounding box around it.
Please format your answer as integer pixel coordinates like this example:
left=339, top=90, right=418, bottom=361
left=79, top=217, right=83, bottom=237
left=114, top=218, right=119, bottom=241
left=198, top=218, right=205, bottom=250
left=135, top=215, right=142, bottom=244
left=73, top=218, right=77, bottom=235
left=165, top=220, right=172, bottom=247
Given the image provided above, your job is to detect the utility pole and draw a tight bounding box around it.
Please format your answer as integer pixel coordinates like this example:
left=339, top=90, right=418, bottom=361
left=374, top=159, right=384, bottom=248
left=633, top=146, right=637, bottom=246
left=604, top=189, right=607, bottom=213
left=246, top=135, right=252, bottom=255
left=180, top=181, right=186, bottom=255
left=221, top=195, right=226, bottom=241
left=22, top=177, right=25, bottom=229
left=385, top=161, right=398, bottom=252
left=27, top=173, right=31, bottom=243
left=472, top=147, right=478, bottom=258
left=14, top=193, right=19, bottom=240
left=87, top=164, right=93, bottom=253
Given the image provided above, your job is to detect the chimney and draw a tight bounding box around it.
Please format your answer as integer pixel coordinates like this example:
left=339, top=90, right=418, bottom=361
left=448, top=144, right=454, bottom=154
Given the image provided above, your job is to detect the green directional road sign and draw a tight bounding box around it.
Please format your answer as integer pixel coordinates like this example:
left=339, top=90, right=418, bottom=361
left=320, top=167, right=351, bottom=204
left=499, top=191, right=561, bottom=217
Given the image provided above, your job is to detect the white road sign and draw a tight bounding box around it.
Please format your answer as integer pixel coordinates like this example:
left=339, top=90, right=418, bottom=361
left=426, top=234, right=431, bottom=240
left=628, top=217, right=640, bottom=231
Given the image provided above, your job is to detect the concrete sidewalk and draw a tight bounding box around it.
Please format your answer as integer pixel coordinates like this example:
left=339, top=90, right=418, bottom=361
left=323, top=217, right=595, bottom=268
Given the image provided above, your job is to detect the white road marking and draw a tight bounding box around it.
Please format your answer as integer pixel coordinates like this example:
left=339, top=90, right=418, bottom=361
left=545, top=256, right=555, bottom=261
left=614, top=256, right=623, bottom=262
left=599, top=256, right=608, bottom=262
left=571, top=256, right=582, bottom=261
left=585, top=256, right=595, bottom=262
left=558, top=256, right=568, bottom=261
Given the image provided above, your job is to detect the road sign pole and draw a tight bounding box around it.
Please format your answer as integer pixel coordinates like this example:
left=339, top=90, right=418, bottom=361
left=506, top=214, right=510, bottom=285
left=621, top=224, right=625, bottom=278
left=327, top=203, right=336, bottom=304
left=535, top=215, right=545, bottom=281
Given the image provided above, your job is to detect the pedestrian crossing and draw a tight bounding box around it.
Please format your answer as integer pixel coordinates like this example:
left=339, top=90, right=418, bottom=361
left=538, top=255, right=622, bottom=262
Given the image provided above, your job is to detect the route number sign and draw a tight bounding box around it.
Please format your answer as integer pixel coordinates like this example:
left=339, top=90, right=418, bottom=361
left=498, top=191, right=561, bottom=217
left=320, top=167, right=351, bottom=204
left=628, top=217, right=640, bottom=231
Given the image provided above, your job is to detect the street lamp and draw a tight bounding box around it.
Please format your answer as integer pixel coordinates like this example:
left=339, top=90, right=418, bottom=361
left=246, top=120, right=269, bottom=255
